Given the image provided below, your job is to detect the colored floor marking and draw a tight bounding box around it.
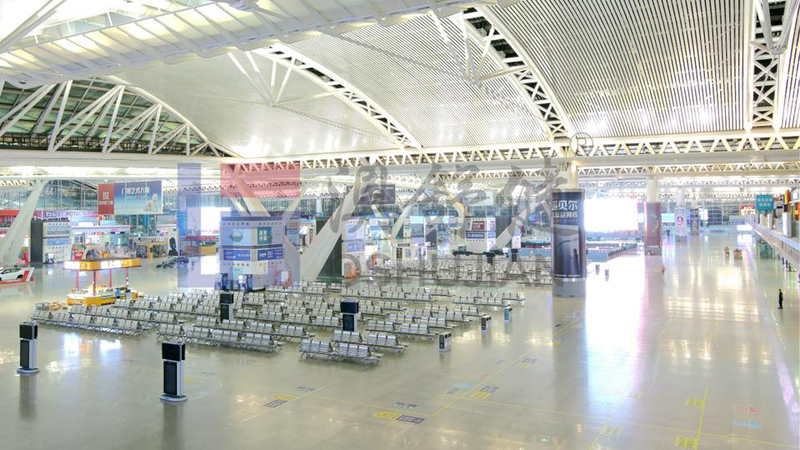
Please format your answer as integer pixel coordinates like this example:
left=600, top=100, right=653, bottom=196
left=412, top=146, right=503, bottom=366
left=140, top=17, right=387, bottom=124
left=264, top=399, right=288, bottom=408
left=430, top=315, right=583, bottom=417
left=472, top=392, right=490, bottom=400
left=396, top=415, right=425, bottom=424
left=600, top=425, right=623, bottom=437
left=275, top=393, right=297, bottom=401
left=374, top=411, right=400, bottom=420
left=675, top=436, right=698, bottom=449
left=731, top=419, right=762, bottom=429
left=685, top=398, right=704, bottom=407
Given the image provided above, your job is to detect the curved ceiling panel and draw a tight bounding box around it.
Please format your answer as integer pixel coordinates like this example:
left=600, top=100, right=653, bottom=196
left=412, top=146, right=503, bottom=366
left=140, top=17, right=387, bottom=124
left=491, top=0, right=747, bottom=138
left=290, top=13, right=549, bottom=148
left=117, top=52, right=395, bottom=157
left=780, top=17, right=800, bottom=130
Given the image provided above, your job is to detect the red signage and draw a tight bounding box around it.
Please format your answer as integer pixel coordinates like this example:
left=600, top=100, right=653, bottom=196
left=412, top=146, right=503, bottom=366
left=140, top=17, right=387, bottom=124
left=97, top=183, right=115, bottom=215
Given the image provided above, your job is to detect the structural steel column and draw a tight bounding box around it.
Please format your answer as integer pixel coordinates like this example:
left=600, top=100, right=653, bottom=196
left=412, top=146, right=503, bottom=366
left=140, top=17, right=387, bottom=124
left=551, top=163, right=586, bottom=298
left=495, top=184, right=548, bottom=249
left=300, top=179, right=366, bottom=281
left=0, top=181, right=45, bottom=267
left=644, top=179, right=662, bottom=255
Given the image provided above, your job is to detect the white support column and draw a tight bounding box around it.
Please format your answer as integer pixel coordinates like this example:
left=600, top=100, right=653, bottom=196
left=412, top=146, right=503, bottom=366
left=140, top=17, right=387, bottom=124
left=228, top=197, right=249, bottom=215
left=300, top=179, right=367, bottom=281
left=495, top=184, right=548, bottom=249
left=231, top=167, right=268, bottom=215
left=391, top=201, right=416, bottom=239
left=0, top=181, right=46, bottom=267
left=644, top=179, right=662, bottom=255
left=282, top=185, right=307, bottom=222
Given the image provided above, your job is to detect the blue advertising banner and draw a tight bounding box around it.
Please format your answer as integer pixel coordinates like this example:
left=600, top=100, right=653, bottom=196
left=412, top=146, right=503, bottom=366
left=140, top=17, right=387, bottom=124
left=466, top=232, right=484, bottom=240
left=113, top=181, right=163, bottom=215
left=755, top=194, right=773, bottom=211
left=222, top=249, right=251, bottom=261
left=257, top=247, right=284, bottom=260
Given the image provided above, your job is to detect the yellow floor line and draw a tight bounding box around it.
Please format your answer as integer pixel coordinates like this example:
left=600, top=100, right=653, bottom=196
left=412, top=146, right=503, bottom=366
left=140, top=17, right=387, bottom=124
left=695, top=388, right=708, bottom=445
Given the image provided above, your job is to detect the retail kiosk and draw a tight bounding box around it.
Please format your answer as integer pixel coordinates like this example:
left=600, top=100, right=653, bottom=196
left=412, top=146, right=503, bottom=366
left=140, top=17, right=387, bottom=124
left=63, top=258, right=141, bottom=305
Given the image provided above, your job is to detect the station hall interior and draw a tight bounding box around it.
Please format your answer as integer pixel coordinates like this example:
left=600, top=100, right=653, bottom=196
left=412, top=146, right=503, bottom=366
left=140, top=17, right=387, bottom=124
left=0, top=0, right=799, bottom=449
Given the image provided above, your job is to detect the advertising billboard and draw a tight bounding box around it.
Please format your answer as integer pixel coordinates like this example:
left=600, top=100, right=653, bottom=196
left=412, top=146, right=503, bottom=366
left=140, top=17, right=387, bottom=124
left=97, top=181, right=162, bottom=215
left=644, top=202, right=662, bottom=250
left=221, top=228, right=253, bottom=246
left=552, top=191, right=585, bottom=279
left=358, top=184, right=396, bottom=205
left=675, top=206, right=688, bottom=237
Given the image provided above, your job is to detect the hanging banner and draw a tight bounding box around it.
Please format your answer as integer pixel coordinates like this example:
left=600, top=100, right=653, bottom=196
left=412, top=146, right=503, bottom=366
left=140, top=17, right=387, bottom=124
left=98, top=183, right=115, bottom=215
left=97, top=181, right=162, bottom=215
left=551, top=190, right=586, bottom=279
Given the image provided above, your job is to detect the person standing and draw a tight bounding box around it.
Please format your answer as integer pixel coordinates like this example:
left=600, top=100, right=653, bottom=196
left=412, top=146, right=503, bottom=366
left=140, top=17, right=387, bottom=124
left=778, top=289, right=783, bottom=309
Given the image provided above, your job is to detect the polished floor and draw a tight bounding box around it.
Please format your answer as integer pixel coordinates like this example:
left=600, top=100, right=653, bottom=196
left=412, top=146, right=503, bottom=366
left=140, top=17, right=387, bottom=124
left=0, top=232, right=797, bottom=449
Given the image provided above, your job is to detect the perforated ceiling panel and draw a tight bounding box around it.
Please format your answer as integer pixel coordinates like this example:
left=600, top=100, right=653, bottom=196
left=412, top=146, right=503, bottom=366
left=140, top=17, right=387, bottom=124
left=291, top=13, right=549, bottom=148
left=491, top=0, right=747, bottom=137
left=118, top=53, right=394, bottom=157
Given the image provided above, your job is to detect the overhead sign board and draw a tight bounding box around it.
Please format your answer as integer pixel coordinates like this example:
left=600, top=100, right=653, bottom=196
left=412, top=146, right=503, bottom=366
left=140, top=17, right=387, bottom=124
left=755, top=195, right=773, bottom=212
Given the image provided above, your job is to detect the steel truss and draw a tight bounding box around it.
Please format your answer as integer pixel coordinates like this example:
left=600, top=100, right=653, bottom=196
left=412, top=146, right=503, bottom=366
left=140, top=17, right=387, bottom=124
left=747, top=0, right=791, bottom=129
left=460, top=7, right=571, bottom=140
left=432, top=161, right=800, bottom=181
left=255, top=131, right=800, bottom=170
left=251, top=45, right=420, bottom=149
left=0, top=77, right=234, bottom=156
left=0, top=1, right=499, bottom=88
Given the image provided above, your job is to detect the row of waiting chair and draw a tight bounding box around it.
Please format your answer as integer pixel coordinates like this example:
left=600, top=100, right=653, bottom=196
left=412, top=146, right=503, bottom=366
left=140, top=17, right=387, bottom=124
left=332, top=330, right=406, bottom=353
left=474, top=290, right=525, bottom=302
left=158, top=324, right=282, bottom=352
left=365, top=320, right=434, bottom=339
left=299, top=339, right=381, bottom=365
left=70, top=306, right=177, bottom=328
left=183, top=318, right=312, bottom=341
left=32, top=310, right=143, bottom=335
left=453, top=296, right=509, bottom=307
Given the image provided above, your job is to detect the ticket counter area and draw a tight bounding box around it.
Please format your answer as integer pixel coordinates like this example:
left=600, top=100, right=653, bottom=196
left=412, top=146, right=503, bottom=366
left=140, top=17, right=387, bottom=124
left=63, top=258, right=142, bottom=306
left=182, top=235, right=218, bottom=256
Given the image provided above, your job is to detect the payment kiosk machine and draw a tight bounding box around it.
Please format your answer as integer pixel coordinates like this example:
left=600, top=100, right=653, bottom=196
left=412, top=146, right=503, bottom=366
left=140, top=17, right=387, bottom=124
left=160, top=342, right=187, bottom=403
left=480, top=314, right=491, bottom=332
left=17, top=322, right=39, bottom=375
left=341, top=300, right=359, bottom=332
left=438, top=332, right=451, bottom=352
